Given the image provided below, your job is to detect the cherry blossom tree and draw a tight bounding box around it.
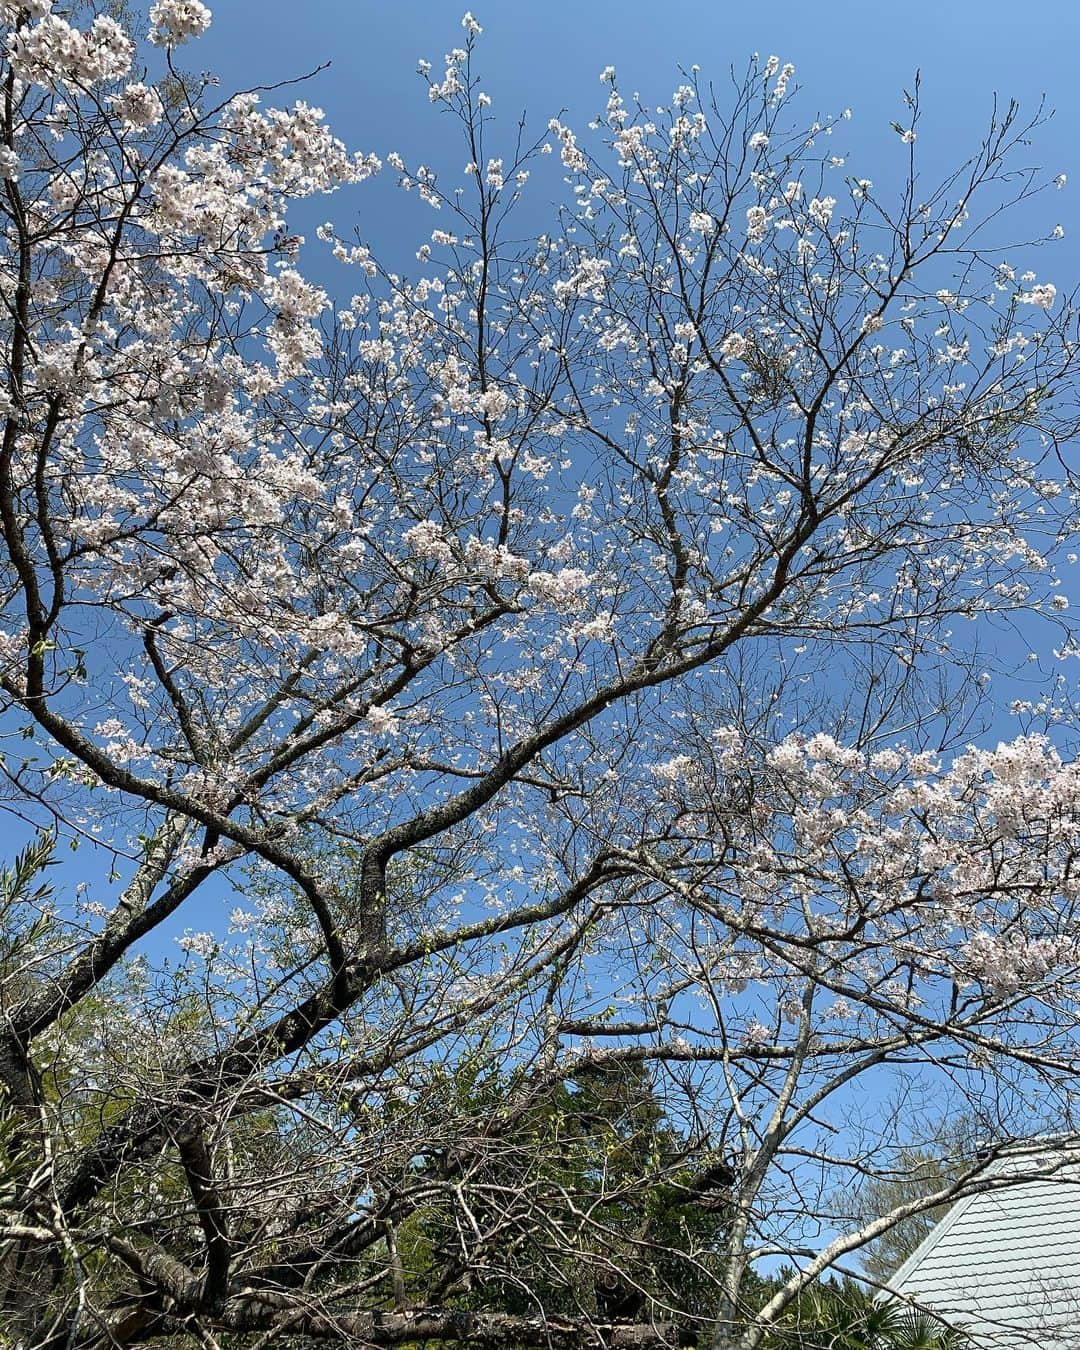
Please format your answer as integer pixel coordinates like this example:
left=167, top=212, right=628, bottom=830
left=1, top=3, right=1080, bottom=1348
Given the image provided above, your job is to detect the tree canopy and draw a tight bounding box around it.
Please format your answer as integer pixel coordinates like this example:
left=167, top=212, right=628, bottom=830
left=0, top=4, right=1079, bottom=1348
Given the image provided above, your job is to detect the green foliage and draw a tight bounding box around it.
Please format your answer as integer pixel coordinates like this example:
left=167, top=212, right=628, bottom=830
left=373, top=1061, right=731, bottom=1333
left=854, top=1122, right=978, bottom=1283
left=0, top=1096, right=35, bottom=1208
left=758, top=1273, right=968, bottom=1350
left=0, top=831, right=56, bottom=983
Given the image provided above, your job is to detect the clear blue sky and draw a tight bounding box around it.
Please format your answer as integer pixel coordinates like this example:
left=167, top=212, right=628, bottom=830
left=198, top=2, right=1080, bottom=210
left=195, top=1, right=1080, bottom=279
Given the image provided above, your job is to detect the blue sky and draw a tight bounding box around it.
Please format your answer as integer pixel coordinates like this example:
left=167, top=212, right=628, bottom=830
left=197, top=2, right=1080, bottom=199
left=191, top=2, right=1080, bottom=280
left=200, top=1, right=1080, bottom=146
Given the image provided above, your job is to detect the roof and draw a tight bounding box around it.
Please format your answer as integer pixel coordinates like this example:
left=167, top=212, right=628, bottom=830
left=884, top=1143, right=1080, bottom=1348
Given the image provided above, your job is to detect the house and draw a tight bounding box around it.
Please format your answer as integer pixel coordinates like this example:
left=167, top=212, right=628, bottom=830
left=884, top=1143, right=1080, bottom=1347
